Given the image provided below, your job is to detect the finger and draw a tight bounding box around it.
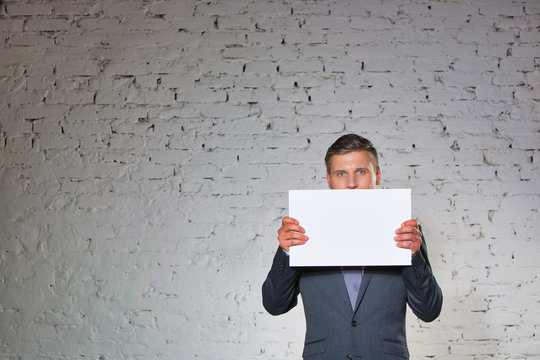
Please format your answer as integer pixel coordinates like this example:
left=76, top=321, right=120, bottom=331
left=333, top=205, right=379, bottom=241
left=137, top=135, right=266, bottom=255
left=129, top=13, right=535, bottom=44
left=283, top=238, right=309, bottom=247
left=395, top=225, right=420, bottom=235
left=283, top=216, right=299, bottom=225
left=394, top=239, right=421, bottom=254
left=401, top=219, right=418, bottom=227
left=395, top=240, right=417, bottom=250
left=394, top=232, right=421, bottom=242
left=280, top=230, right=309, bottom=241
left=395, top=240, right=412, bottom=248
left=279, top=232, right=309, bottom=245
left=280, top=237, right=308, bottom=252
left=279, top=223, right=306, bottom=235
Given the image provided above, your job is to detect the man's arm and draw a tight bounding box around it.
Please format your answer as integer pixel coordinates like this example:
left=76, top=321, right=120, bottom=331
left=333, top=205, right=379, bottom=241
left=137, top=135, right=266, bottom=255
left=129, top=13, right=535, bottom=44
left=262, top=246, right=301, bottom=315
left=261, top=217, right=306, bottom=315
left=398, top=224, right=443, bottom=322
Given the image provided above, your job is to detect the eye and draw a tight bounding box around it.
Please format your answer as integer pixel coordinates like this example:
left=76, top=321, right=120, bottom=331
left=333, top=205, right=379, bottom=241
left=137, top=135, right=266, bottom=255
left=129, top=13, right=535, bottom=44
left=337, top=172, right=345, bottom=176
left=357, top=169, right=366, bottom=175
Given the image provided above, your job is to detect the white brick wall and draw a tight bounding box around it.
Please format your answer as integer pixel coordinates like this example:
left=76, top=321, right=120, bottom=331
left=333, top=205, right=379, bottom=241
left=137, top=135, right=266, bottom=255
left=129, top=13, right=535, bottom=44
left=0, top=0, right=538, bottom=359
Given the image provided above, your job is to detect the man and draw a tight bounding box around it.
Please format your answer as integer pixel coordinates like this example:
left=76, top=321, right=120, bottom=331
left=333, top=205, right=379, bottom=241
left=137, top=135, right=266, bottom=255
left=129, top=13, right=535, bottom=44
left=262, top=134, right=443, bottom=359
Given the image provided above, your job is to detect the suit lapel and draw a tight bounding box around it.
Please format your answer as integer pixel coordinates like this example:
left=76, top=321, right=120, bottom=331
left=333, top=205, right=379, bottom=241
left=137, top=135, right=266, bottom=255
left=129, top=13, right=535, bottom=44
left=335, top=270, right=355, bottom=314
left=353, top=270, right=373, bottom=314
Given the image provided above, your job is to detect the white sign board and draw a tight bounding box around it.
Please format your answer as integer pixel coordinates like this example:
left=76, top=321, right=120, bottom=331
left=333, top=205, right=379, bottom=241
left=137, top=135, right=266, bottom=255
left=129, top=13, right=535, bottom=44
left=289, top=189, right=412, bottom=267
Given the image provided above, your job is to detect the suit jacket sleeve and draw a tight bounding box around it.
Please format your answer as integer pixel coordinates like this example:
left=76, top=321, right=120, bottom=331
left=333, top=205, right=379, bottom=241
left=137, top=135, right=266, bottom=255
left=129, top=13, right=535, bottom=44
left=401, top=232, right=443, bottom=322
left=262, top=246, right=301, bottom=315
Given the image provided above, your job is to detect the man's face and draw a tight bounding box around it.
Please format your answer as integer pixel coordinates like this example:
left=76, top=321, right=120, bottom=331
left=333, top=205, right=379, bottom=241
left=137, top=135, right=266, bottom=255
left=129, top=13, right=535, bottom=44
left=326, top=150, right=381, bottom=190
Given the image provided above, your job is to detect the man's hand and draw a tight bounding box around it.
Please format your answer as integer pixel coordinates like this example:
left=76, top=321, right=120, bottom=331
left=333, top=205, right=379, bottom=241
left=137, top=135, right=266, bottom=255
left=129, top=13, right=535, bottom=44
left=394, top=219, right=422, bottom=254
left=278, top=216, right=309, bottom=252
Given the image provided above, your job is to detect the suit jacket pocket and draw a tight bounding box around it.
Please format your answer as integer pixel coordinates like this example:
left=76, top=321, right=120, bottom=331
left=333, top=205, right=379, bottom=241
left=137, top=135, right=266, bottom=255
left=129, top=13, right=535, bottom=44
left=381, top=339, right=409, bottom=359
left=302, top=338, right=326, bottom=358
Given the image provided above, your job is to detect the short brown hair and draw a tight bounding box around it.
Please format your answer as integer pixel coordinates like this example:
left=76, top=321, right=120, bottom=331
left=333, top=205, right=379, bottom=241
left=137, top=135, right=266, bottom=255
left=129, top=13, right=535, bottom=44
left=324, top=134, right=379, bottom=173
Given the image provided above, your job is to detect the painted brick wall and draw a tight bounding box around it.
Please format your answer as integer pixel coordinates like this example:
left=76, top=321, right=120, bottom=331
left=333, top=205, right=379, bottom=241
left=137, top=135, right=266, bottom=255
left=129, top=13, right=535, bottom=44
left=0, top=0, right=538, bottom=359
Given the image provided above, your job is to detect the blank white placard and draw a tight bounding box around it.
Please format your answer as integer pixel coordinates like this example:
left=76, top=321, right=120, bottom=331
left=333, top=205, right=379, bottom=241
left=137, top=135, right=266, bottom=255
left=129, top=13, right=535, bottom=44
left=289, top=189, right=412, bottom=267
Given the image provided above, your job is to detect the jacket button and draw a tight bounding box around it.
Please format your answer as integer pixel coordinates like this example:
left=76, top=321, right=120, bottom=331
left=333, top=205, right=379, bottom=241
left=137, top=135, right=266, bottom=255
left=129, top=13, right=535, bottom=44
left=351, top=320, right=357, bottom=327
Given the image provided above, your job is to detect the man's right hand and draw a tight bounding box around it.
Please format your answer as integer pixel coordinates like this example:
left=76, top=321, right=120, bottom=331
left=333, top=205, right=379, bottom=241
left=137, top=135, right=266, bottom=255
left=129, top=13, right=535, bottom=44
left=278, top=216, right=309, bottom=252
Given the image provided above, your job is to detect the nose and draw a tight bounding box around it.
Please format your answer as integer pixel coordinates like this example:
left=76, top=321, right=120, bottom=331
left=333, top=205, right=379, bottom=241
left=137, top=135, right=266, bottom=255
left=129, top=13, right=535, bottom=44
left=347, top=175, right=357, bottom=189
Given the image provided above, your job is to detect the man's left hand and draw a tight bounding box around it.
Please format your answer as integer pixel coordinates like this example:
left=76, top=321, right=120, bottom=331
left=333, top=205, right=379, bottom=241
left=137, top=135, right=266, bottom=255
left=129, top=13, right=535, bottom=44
left=394, top=219, right=422, bottom=254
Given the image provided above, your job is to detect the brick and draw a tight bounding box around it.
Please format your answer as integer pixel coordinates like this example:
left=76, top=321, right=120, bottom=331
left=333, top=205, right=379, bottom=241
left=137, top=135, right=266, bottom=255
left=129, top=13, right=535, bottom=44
left=176, top=87, right=227, bottom=103
left=512, top=44, right=540, bottom=58
left=126, top=87, right=176, bottom=106
left=61, top=120, right=112, bottom=135
left=123, top=16, right=173, bottom=32
left=525, top=70, right=540, bottom=87
left=486, top=1, right=527, bottom=17
left=25, top=18, right=73, bottom=32
left=492, top=71, right=526, bottom=86
left=453, top=57, right=499, bottom=73
left=8, top=34, right=55, bottom=47
left=274, top=88, right=307, bottom=103
left=191, top=148, right=238, bottom=166
left=499, top=339, right=540, bottom=357
left=6, top=3, right=52, bottom=16
left=222, top=164, right=266, bottom=179
left=520, top=29, right=540, bottom=43
left=296, top=103, right=350, bottom=117
left=227, top=88, right=277, bottom=104
left=5, top=135, right=32, bottom=152
left=109, top=133, right=146, bottom=150
left=476, top=85, right=515, bottom=101
left=45, top=89, right=95, bottom=105
left=514, top=85, right=540, bottom=100
left=449, top=342, right=498, bottom=356
left=499, top=57, right=535, bottom=73
left=149, top=1, right=195, bottom=16
left=55, top=60, right=101, bottom=77
left=0, top=19, right=24, bottom=32
left=76, top=16, right=122, bottom=31
left=279, top=59, right=324, bottom=74
left=508, top=100, right=539, bottom=121
left=243, top=60, right=278, bottom=74
left=213, top=118, right=268, bottom=135
left=364, top=57, right=416, bottom=72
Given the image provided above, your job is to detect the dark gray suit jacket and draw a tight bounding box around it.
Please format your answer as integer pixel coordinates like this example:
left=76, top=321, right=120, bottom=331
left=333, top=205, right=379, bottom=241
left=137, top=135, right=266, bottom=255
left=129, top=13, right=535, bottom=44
left=262, top=239, right=442, bottom=359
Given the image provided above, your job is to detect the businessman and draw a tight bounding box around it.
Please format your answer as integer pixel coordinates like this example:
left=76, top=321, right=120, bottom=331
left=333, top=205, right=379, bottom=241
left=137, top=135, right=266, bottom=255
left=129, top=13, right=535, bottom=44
left=262, top=134, right=443, bottom=359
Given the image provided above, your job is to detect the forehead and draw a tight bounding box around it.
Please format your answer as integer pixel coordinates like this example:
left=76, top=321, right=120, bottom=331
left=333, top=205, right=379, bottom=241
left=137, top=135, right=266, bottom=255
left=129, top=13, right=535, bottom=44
left=328, top=151, right=376, bottom=171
